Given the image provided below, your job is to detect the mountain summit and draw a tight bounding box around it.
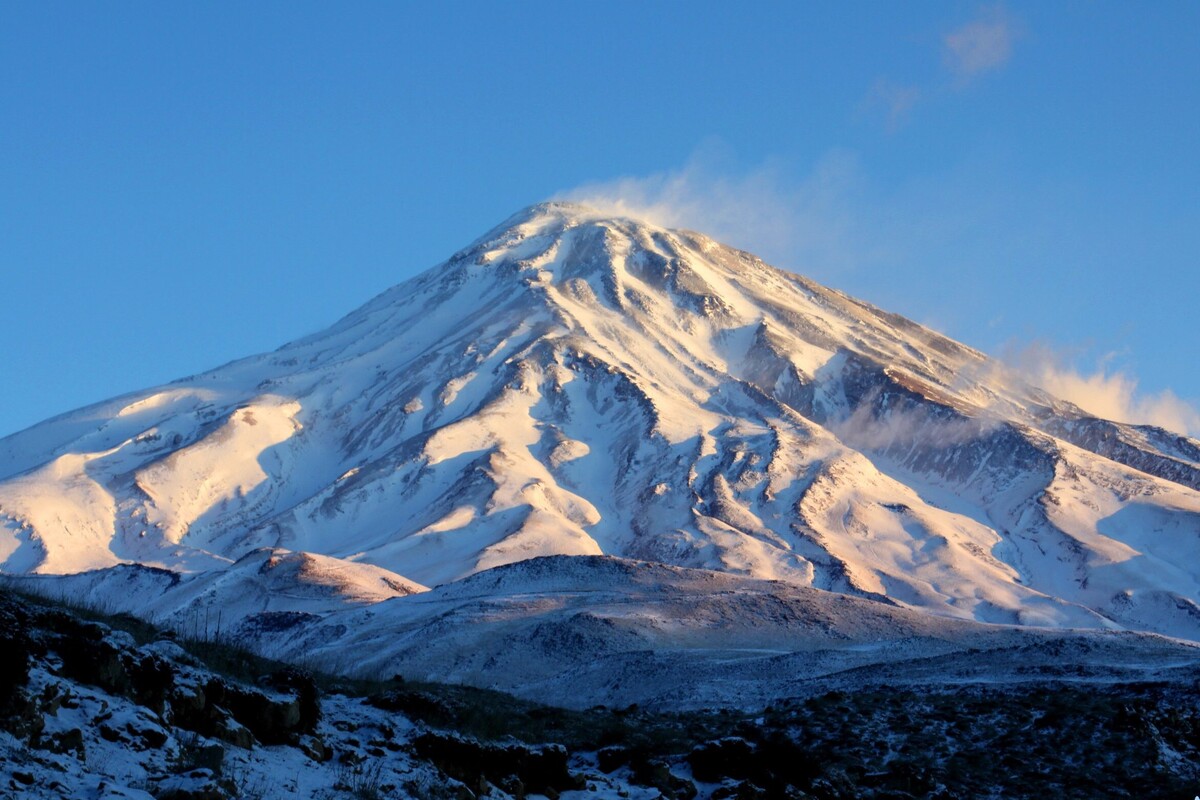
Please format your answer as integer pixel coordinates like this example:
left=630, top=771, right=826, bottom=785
left=3, top=203, right=1200, bottom=663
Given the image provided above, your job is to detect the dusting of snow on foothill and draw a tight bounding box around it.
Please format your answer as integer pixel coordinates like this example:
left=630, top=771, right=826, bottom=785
left=3, top=201, right=1200, bottom=703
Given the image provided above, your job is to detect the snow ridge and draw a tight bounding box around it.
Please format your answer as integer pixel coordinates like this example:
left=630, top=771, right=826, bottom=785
left=2, top=201, right=1200, bottom=664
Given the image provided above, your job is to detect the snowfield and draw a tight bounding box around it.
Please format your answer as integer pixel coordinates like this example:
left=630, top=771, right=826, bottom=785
left=3, top=201, right=1200, bottom=705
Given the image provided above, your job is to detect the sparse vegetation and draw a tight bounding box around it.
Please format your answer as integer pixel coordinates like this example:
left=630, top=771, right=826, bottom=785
left=326, top=759, right=389, bottom=800
left=2, top=584, right=1198, bottom=799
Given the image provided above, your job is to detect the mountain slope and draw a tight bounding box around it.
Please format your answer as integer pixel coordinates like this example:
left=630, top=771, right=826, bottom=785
left=2, top=202, right=1199, bottom=647
left=11, top=555, right=1199, bottom=711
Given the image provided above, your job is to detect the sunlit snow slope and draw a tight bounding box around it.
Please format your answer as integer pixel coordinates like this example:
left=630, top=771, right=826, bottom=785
left=3, top=202, right=1200, bottom=642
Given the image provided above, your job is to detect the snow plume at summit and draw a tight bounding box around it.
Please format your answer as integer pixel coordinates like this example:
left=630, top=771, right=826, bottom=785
left=557, top=147, right=870, bottom=274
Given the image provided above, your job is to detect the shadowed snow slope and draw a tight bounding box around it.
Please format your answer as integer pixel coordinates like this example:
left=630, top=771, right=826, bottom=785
left=9, top=555, right=1198, bottom=710
left=3, top=202, right=1200, bottom=693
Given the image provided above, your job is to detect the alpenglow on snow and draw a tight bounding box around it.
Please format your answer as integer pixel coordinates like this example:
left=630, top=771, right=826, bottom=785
left=3, top=202, right=1200, bottom=702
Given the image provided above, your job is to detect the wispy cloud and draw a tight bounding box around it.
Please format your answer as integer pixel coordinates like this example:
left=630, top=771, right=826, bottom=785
left=557, top=145, right=881, bottom=274
left=1005, top=342, right=1200, bottom=436
left=862, top=79, right=923, bottom=133
left=863, top=5, right=1020, bottom=130
left=832, top=389, right=996, bottom=451
left=943, top=5, right=1019, bottom=84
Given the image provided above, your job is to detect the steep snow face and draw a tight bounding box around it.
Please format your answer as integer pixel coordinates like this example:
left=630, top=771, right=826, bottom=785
left=2, top=202, right=1200, bottom=640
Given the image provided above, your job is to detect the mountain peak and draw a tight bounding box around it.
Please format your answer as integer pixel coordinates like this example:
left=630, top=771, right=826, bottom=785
left=467, top=200, right=713, bottom=259
left=466, top=200, right=669, bottom=251
left=3, top=202, right=1200, bottom=652
left=448, top=198, right=703, bottom=286
left=514, top=199, right=655, bottom=225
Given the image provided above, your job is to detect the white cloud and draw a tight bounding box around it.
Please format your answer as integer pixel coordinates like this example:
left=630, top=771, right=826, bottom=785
left=943, top=5, right=1018, bottom=83
left=1007, top=342, right=1200, bottom=436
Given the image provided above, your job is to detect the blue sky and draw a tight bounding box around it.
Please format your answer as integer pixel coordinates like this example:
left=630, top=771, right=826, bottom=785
left=2, top=2, right=1198, bottom=436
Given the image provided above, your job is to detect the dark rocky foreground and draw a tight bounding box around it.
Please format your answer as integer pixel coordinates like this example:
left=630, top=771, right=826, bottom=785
left=0, top=588, right=1198, bottom=799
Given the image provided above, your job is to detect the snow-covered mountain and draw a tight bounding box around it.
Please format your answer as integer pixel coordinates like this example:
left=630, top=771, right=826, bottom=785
left=3, top=201, right=1200, bottom=694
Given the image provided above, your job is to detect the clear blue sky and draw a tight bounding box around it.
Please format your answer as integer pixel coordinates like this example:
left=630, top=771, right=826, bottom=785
left=2, top=2, right=1198, bottom=437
